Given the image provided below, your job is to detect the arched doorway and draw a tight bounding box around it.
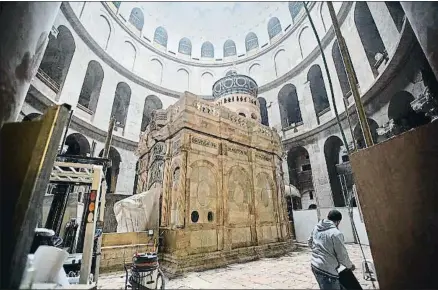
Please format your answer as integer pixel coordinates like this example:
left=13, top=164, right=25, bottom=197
left=64, top=133, right=91, bottom=156
left=388, top=91, right=430, bottom=135
left=78, top=61, right=104, bottom=113
left=99, top=147, right=122, bottom=193
left=110, top=82, right=131, bottom=131
left=287, top=146, right=315, bottom=210
left=324, top=136, right=347, bottom=207
left=353, top=118, right=379, bottom=149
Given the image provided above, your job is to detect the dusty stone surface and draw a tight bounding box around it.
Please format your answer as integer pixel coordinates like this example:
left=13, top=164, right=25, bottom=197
left=98, top=244, right=379, bottom=289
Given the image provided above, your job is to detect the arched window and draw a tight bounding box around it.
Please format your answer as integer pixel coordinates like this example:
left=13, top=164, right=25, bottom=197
left=332, top=39, right=358, bottom=97
left=112, top=2, right=121, bottom=8
left=278, top=84, right=302, bottom=128
left=78, top=61, right=104, bottom=113
left=201, top=41, right=214, bottom=58
left=289, top=2, right=304, bottom=23
left=96, top=15, right=111, bottom=50
left=64, top=133, right=91, bottom=156
left=223, top=39, right=237, bottom=57
left=141, top=95, right=163, bottom=131
left=267, top=17, right=282, bottom=39
left=148, top=59, right=163, bottom=85
left=153, top=26, right=168, bottom=48
left=245, top=32, right=259, bottom=52
left=385, top=2, right=405, bottom=32
left=324, top=136, right=346, bottom=207
left=353, top=118, right=379, bottom=149
left=258, top=97, right=269, bottom=126
left=99, top=147, right=122, bottom=193
left=287, top=147, right=315, bottom=207
left=387, top=91, right=430, bottom=135
left=176, top=69, right=189, bottom=91
left=354, top=2, right=386, bottom=77
left=111, top=82, right=131, bottom=129
left=39, top=25, right=76, bottom=94
left=129, top=7, right=144, bottom=31
left=307, top=65, right=330, bottom=121
left=178, top=37, right=192, bottom=56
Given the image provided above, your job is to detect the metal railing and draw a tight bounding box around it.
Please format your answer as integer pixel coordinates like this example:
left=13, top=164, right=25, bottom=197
left=36, top=68, right=60, bottom=93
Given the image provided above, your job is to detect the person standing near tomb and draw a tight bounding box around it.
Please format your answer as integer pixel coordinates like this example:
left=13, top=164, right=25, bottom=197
left=308, top=210, right=356, bottom=290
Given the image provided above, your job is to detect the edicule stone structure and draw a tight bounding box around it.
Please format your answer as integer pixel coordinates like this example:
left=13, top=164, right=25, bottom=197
left=135, top=72, right=293, bottom=275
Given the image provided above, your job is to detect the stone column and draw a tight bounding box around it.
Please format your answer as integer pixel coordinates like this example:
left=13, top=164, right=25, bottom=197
left=401, top=3, right=438, bottom=80
left=0, top=2, right=61, bottom=129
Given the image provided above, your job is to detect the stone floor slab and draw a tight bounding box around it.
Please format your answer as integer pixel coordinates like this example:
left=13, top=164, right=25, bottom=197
left=98, top=244, right=379, bottom=289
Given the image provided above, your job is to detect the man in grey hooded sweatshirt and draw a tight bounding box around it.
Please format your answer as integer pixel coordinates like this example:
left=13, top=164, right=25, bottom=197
left=308, top=210, right=355, bottom=290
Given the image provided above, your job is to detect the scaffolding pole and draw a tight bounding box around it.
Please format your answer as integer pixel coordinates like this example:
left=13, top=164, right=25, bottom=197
left=327, top=2, right=374, bottom=148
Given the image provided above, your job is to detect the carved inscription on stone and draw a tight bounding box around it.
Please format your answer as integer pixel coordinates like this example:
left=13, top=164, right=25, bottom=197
left=228, top=146, right=247, bottom=156
left=255, top=152, right=271, bottom=162
left=148, top=160, right=164, bottom=189
left=191, top=136, right=217, bottom=149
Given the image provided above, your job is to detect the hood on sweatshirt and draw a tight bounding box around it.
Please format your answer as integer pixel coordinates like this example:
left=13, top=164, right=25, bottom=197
left=316, top=219, right=337, bottom=232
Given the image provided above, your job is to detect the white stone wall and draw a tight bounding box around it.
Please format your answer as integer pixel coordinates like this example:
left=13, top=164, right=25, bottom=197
left=22, top=1, right=416, bottom=202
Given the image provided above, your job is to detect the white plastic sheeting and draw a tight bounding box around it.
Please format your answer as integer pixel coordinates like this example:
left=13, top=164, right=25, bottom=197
left=114, top=187, right=161, bottom=233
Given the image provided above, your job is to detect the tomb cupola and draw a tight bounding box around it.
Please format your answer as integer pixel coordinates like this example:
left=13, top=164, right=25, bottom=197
left=212, top=70, right=261, bottom=122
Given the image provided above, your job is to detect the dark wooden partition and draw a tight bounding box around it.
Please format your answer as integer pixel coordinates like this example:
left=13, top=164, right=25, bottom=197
left=350, top=121, right=438, bottom=289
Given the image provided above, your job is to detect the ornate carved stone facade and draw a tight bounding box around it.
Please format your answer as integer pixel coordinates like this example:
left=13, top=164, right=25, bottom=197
left=136, top=87, right=292, bottom=275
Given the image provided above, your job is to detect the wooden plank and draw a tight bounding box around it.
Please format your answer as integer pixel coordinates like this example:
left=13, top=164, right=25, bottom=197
left=350, top=121, right=438, bottom=289
left=0, top=104, right=70, bottom=288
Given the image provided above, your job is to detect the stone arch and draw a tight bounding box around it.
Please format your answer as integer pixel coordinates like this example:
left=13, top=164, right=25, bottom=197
left=354, top=2, right=386, bottom=77
left=255, top=172, right=275, bottom=217
left=353, top=118, right=379, bottom=149
left=227, top=166, right=252, bottom=224
left=110, top=82, right=131, bottom=129
left=122, top=41, right=136, bottom=70
left=65, top=133, right=90, bottom=156
left=274, top=49, right=289, bottom=77
left=287, top=146, right=314, bottom=194
left=96, top=15, right=111, bottom=50
left=324, top=136, right=347, bottom=207
left=148, top=58, right=163, bottom=85
left=141, top=95, right=163, bottom=131
left=258, top=97, right=269, bottom=126
left=249, top=63, right=262, bottom=84
left=129, top=7, right=144, bottom=31
left=189, top=160, right=218, bottom=225
left=278, top=84, right=302, bottom=128
left=176, top=68, right=189, bottom=91
left=201, top=72, right=214, bottom=95
left=39, top=25, right=76, bottom=93
left=298, top=26, right=316, bottom=58
left=388, top=91, right=430, bottom=134
left=99, top=146, right=122, bottom=193
left=307, top=64, right=330, bottom=122
left=78, top=60, right=104, bottom=113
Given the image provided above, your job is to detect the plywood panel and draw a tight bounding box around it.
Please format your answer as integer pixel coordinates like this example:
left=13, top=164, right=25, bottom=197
left=350, top=121, right=438, bottom=289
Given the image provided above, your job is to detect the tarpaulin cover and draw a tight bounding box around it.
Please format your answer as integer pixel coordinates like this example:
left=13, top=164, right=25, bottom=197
left=113, top=187, right=161, bottom=233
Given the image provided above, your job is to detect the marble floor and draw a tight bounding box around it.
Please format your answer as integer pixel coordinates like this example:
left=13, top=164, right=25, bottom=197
left=98, top=244, right=378, bottom=289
